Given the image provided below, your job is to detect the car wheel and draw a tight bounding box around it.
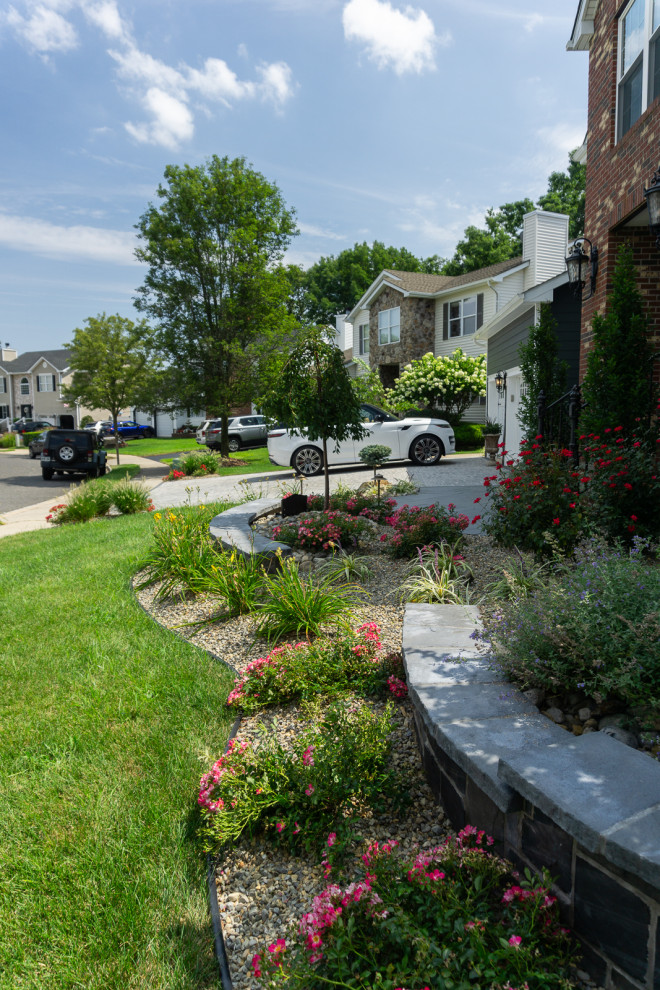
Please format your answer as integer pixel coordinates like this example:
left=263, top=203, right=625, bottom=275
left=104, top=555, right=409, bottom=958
left=55, top=443, right=76, bottom=464
left=292, top=445, right=324, bottom=476
left=143, top=427, right=154, bottom=438
left=42, top=468, right=54, bottom=480
left=409, top=433, right=444, bottom=466
left=29, top=449, right=37, bottom=459
left=227, top=436, right=241, bottom=453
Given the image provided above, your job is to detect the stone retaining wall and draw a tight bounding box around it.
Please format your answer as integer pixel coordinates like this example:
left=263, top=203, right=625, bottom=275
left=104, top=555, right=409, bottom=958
left=403, top=603, right=660, bottom=990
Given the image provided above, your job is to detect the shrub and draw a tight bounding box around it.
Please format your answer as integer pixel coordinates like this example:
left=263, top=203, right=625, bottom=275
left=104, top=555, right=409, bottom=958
left=227, top=623, right=403, bottom=711
left=306, top=490, right=397, bottom=524
left=399, top=543, right=473, bottom=604
left=255, top=555, right=363, bottom=643
left=482, top=441, right=587, bottom=555
left=272, top=510, right=368, bottom=551
left=252, top=827, right=576, bottom=988
left=358, top=444, right=391, bottom=467
left=380, top=503, right=469, bottom=558
left=110, top=477, right=154, bottom=515
left=46, top=482, right=114, bottom=524
left=315, top=549, right=374, bottom=584
left=175, top=449, right=222, bottom=477
left=0, top=433, right=17, bottom=448
left=454, top=422, right=484, bottom=450
left=488, top=540, right=660, bottom=715
left=137, top=502, right=234, bottom=597
left=206, top=547, right=266, bottom=617
left=199, top=700, right=404, bottom=853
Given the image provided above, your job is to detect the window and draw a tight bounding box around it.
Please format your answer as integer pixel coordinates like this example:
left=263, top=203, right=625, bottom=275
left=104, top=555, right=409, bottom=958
left=20, top=377, right=29, bottom=395
left=378, top=307, right=400, bottom=345
left=37, top=374, right=55, bottom=392
left=618, top=0, right=660, bottom=139
left=0, top=377, right=6, bottom=394
left=0, top=405, right=8, bottom=419
left=358, top=323, right=370, bottom=355
left=443, top=294, right=484, bottom=339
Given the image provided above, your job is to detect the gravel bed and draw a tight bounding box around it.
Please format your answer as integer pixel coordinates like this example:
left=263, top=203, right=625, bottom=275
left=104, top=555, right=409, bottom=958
left=134, top=524, right=601, bottom=990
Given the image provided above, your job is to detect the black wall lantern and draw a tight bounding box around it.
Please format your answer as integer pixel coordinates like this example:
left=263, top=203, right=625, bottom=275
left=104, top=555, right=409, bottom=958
left=643, top=167, right=660, bottom=245
left=565, top=237, right=598, bottom=299
left=495, top=370, right=507, bottom=394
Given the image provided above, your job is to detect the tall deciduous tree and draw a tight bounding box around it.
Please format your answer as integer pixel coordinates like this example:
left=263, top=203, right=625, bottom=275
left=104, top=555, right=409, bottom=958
left=517, top=303, right=568, bottom=440
left=262, top=329, right=366, bottom=507
left=62, top=313, right=157, bottom=463
left=387, top=350, right=487, bottom=426
left=581, top=244, right=657, bottom=437
left=134, top=155, right=298, bottom=455
left=302, top=241, right=444, bottom=325
left=537, top=158, right=586, bottom=240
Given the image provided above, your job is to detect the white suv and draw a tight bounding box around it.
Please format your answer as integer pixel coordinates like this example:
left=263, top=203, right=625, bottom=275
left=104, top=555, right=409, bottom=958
left=203, top=415, right=269, bottom=452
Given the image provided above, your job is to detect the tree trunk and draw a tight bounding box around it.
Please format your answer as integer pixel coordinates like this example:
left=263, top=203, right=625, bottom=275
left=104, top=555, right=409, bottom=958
left=220, top=412, right=229, bottom=458
left=322, top=437, right=330, bottom=509
left=112, top=413, right=120, bottom=465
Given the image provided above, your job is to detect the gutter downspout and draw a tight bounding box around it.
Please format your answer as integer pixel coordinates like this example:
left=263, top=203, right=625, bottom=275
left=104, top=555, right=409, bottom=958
left=485, top=279, right=500, bottom=426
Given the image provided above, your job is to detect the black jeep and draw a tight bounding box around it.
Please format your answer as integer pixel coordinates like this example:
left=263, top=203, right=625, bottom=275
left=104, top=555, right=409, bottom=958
left=40, top=429, right=108, bottom=481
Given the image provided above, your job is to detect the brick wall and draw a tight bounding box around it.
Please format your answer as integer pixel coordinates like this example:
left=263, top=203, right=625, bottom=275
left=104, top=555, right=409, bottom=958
left=582, top=0, right=660, bottom=380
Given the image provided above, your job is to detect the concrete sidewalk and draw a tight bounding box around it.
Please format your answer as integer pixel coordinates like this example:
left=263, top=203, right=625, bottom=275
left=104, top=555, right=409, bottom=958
left=0, top=453, right=495, bottom=540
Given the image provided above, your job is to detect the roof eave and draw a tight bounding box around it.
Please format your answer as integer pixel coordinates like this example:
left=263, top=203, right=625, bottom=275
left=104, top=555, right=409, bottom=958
left=567, top=0, right=598, bottom=51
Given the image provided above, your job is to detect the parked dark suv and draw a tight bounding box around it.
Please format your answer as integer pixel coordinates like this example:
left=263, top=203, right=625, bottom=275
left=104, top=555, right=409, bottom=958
left=40, top=429, right=107, bottom=480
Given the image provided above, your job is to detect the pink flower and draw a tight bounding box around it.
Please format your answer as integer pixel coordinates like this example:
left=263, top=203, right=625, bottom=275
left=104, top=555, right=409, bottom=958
left=305, top=785, right=315, bottom=796
left=508, top=934, right=522, bottom=948
left=327, top=832, right=337, bottom=847
left=302, top=745, right=315, bottom=766
left=276, top=821, right=285, bottom=833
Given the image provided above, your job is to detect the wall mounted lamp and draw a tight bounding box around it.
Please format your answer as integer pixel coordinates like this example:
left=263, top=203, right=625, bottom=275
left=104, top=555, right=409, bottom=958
left=565, top=237, right=598, bottom=300
left=644, top=167, right=660, bottom=246
left=495, top=370, right=507, bottom=395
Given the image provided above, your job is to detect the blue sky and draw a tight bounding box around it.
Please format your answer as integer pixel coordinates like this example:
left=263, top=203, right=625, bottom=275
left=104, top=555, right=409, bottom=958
left=0, top=0, right=588, bottom=353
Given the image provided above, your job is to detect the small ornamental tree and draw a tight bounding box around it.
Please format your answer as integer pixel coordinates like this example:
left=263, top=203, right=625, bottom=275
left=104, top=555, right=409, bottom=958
left=388, top=349, right=486, bottom=426
left=517, top=303, right=568, bottom=441
left=263, top=329, right=366, bottom=507
left=581, top=243, right=657, bottom=438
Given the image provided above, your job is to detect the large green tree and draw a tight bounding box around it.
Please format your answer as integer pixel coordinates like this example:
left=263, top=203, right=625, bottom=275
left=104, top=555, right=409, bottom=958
left=62, top=313, right=157, bottom=463
left=262, top=329, right=366, bottom=507
left=134, top=155, right=298, bottom=455
left=581, top=244, right=657, bottom=437
left=302, top=241, right=444, bottom=325
left=442, top=155, right=586, bottom=276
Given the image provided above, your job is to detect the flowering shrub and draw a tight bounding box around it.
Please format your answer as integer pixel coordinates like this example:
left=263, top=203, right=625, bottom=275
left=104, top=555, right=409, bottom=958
left=198, top=701, right=404, bottom=853
left=380, top=503, right=469, bottom=558
left=482, top=441, right=587, bottom=555
left=253, top=826, right=575, bottom=988
left=165, top=449, right=222, bottom=480
left=227, top=623, right=405, bottom=711
left=272, top=510, right=368, bottom=550
left=487, top=540, right=660, bottom=716
left=45, top=483, right=114, bottom=524
left=307, top=490, right=397, bottom=525
left=387, top=349, right=487, bottom=424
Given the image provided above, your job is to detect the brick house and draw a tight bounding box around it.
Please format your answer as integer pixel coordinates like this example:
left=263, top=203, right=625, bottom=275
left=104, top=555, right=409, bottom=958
left=568, top=0, right=660, bottom=379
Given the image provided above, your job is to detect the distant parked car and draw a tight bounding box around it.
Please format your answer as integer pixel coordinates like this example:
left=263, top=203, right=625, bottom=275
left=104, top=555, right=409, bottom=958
left=103, top=420, right=154, bottom=439
left=84, top=420, right=113, bottom=436
left=28, top=430, right=50, bottom=458
left=13, top=420, right=52, bottom=434
left=204, top=415, right=269, bottom=452
left=267, top=403, right=456, bottom=476
left=40, top=429, right=107, bottom=480
left=195, top=420, right=212, bottom=445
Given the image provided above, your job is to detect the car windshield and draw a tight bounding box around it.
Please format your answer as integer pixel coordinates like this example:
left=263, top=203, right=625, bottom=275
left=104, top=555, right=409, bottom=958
left=360, top=404, right=398, bottom=423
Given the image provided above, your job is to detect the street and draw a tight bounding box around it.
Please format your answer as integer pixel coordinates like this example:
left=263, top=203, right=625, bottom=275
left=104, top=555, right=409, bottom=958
left=0, top=452, right=71, bottom=513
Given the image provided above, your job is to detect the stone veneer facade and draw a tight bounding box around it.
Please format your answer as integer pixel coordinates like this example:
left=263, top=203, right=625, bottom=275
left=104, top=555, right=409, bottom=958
left=369, top=287, right=435, bottom=382
left=580, top=0, right=660, bottom=380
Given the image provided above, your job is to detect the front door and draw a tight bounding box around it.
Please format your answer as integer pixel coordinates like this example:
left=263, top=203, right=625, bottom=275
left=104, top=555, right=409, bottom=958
left=20, top=404, right=32, bottom=418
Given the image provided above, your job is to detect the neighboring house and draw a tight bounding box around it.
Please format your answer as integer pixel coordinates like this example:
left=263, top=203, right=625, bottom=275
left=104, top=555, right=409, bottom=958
left=568, top=0, right=660, bottom=376
left=345, top=211, right=569, bottom=425
left=475, top=211, right=581, bottom=456
left=0, top=347, right=124, bottom=428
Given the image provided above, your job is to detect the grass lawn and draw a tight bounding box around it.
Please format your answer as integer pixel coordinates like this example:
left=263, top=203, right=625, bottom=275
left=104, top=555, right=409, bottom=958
left=119, top=437, right=200, bottom=458
left=0, top=512, right=236, bottom=989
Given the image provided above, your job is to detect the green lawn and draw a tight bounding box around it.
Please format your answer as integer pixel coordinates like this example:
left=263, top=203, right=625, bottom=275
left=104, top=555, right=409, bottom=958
left=0, top=514, right=235, bottom=989
left=116, top=437, right=199, bottom=458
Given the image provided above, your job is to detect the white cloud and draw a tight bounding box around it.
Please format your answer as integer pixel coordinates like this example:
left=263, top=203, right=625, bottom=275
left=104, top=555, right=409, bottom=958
left=257, top=61, right=295, bottom=106
left=83, top=1, right=127, bottom=41
left=533, top=122, right=586, bottom=177
left=124, top=87, right=194, bottom=149
left=5, top=3, right=78, bottom=54
left=108, top=43, right=186, bottom=92
left=187, top=57, right=256, bottom=105
left=342, top=0, right=447, bottom=75
left=0, top=212, right=138, bottom=264
left=298, top=222, right=345, bottom=240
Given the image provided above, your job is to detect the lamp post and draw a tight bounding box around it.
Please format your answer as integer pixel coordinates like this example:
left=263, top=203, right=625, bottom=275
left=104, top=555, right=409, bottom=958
left=565, top=238, right=598, bottom=299
left=495, top=371, right=507, bottom=451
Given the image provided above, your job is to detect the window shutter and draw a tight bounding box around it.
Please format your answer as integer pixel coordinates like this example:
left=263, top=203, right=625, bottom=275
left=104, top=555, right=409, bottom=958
left=477, top=294, right=484, bottom=329
left=443, top=303, right=449, bottom=341
left=36, top=377, right=41, bottom=392
left=51, top=374, right=56, bottom=391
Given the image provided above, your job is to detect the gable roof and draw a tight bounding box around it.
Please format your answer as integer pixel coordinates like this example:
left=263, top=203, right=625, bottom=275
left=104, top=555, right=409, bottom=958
left=3, top=349, right=71, bottom=373
left=347, top=256, right=525, bottom=322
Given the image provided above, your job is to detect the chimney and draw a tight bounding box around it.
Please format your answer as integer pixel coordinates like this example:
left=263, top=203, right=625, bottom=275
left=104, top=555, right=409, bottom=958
left=1, top=346, right=17, bottom=363
left=522, top=210, right=570, bottom=291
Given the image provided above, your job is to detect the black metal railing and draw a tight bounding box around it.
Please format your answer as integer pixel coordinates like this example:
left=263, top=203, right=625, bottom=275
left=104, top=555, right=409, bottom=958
left=537, top=384, right=583, bottom=464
